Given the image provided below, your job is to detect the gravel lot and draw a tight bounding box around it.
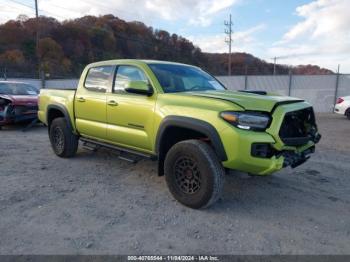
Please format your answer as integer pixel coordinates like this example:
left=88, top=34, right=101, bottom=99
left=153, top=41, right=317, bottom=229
left=0, top=113, right=349, bottom=255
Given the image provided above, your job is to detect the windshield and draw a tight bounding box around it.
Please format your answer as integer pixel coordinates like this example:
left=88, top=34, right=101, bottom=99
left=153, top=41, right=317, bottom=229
left=0, top=83, right=38, bottom=95
left=149, top=64, right=226, bottom=93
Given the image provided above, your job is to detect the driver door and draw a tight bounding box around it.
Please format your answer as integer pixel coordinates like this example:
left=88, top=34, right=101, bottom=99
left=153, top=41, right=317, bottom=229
left=106, top=65, right=156, bottom=151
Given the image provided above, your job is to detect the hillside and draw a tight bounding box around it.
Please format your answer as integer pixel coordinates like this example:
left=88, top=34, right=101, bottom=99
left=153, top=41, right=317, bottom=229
left=0, top=14, right=333, bottom=78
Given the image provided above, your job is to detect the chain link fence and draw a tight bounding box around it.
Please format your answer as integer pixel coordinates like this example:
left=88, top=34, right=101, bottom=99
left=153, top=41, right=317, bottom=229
left=3, top=74, right=350, bottom=113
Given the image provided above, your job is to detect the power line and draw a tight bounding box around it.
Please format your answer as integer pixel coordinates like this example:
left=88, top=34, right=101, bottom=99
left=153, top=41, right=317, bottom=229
left=81, top=0, right=147, bottom=19
left=7, top=0, right=34, bottom=10
left=6, top=0, right=66, bottom=20
left=43, top=2, right=79, bottom=14
left=271, top=56, right=290, bottom=75
left=224, top=14, right=233, bottom=76
left=2, top=0, right=34, bottom=15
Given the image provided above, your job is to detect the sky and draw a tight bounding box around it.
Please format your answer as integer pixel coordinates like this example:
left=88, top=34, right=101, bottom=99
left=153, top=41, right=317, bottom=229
left=1, top=0, right=349, bottom=72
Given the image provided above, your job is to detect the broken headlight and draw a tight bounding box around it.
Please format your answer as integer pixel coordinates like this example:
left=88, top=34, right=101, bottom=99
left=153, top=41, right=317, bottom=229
left=220, top=111, right=271, bottom=131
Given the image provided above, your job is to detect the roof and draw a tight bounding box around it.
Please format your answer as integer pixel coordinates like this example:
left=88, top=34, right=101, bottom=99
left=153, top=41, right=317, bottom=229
left=141, top=59, right=195, bottom=67
left=87, top=59, right=197, bottom=69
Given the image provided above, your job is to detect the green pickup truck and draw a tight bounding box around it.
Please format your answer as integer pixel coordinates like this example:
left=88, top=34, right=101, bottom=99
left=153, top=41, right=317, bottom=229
left=38, top=59, right=321, bottom=208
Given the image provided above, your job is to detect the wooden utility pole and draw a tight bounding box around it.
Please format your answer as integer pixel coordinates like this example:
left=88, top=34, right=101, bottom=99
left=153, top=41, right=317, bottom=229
left=35, top=0, right=40, bottom=78
left=224, top=14, right=233, bottom=76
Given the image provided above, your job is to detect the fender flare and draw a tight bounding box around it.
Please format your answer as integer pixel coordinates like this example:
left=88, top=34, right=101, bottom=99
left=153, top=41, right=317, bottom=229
left=155, top=116, right=227, bottom=161
left=47, top=104, right=74, bottom=132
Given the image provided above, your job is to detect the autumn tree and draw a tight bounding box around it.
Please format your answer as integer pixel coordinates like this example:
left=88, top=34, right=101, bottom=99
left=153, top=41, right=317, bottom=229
left=0, top=14, right=333, bottom=77
left=38, top=37, right=71, bottom=75
left=0, top=49, right=25, bottom=65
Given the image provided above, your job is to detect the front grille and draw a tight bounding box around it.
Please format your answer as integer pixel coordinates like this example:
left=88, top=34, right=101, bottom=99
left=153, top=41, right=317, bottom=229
left=279, top=107, right=317, bottom=146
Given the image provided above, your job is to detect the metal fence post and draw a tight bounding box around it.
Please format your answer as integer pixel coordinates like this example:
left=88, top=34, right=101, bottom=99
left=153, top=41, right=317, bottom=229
left=244, top=65, right=248, bottom=90
left=4, top=67, right=7, bottom=81
left=288, top=70, right=292, bottom=96
left=41, top=70, right=45, bottom=89
left=333, top=73, right=340, bottom=108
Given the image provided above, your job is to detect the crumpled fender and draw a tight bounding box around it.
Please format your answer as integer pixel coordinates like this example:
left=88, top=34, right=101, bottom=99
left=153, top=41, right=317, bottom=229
left=0, top=95, right=13, bottom=104
left=0, top=96, right=12, bottom=124
left=0, top=95, right=37, bottom=125
left=0, top=94, right=37, bottom=106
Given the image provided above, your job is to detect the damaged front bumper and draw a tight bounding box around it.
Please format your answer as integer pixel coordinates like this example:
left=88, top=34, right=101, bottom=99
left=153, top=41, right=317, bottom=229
left=282, top=133, right=321, bottom=168
left=0, top=103, right=38, bottom=126
left=221, top=102, right=321, bottom=175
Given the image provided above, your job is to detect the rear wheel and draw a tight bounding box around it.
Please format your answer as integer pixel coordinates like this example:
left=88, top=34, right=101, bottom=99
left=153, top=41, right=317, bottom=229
left=164, top=140, right=225, bottom=209
left=49, top=117, right=78, bottom=158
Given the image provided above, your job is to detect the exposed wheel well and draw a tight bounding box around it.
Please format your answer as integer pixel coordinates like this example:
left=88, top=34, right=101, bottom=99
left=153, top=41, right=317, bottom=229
left=157, top=126, right=211, bottom=176
left=47, top=108, right=65, bottom=129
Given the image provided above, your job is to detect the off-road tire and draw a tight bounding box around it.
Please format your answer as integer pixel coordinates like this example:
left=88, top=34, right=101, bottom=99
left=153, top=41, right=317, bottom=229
left=49, top=117, right=78, bottom=158
left=164, top=139, right=225, bottom=209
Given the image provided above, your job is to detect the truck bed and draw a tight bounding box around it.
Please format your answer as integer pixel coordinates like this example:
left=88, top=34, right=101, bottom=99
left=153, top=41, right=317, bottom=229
left=38, top=89, right=76, bottom=126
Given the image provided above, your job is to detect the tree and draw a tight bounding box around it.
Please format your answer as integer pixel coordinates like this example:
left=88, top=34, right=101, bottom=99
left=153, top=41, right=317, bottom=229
left=0, top=49, right=25, bottom=66
left=38, top=37, right=70, bottom=75
left=0, top=14, right=334, bottom=77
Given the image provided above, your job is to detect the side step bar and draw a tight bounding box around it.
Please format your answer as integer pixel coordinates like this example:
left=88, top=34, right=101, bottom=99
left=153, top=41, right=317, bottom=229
left=80, top=137, right=157, bottom=161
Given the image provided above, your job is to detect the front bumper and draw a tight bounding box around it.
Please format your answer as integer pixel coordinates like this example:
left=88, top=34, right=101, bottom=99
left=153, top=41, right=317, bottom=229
left=221, top=102, right=321, bottom=175
left=0, top=104, right=38, bottom=126
left=334, top=104, right=345, bottom=115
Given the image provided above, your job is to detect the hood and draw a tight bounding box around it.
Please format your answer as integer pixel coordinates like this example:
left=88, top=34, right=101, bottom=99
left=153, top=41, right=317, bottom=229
left=0, top=94, right=38, bottom=106
left=181, top=90, right=303, bottom=112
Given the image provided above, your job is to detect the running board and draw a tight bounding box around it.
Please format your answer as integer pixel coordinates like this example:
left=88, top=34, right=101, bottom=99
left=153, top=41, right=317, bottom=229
left=80, top=137, right=157, bottom=160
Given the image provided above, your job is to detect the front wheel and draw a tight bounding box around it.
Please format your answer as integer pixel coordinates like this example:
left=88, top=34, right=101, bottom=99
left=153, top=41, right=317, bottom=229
left=164, top=140, right=225, bottom=209
left=49, top=117, right=78, bottom=158
left=346, top=109, right=350, bottom=120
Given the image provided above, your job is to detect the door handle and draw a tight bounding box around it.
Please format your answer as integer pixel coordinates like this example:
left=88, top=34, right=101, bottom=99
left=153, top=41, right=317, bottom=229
left=77, top=97, right=85, bottom=102
left=107, top=100, right=118, bottom=106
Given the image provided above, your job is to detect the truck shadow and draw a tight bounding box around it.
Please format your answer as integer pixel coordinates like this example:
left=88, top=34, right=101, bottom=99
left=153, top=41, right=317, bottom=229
left=71, top=146, right=346, bottom=214
left=208, top=168, right=345, bottom=214
left=0, top=122, right=44, bottom=132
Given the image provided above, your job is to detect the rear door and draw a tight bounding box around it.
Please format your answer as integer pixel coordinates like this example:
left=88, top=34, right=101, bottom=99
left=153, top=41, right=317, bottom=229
left=74, top=65, right=114, bottom=140
left=106, top=65, right=156, bottom=151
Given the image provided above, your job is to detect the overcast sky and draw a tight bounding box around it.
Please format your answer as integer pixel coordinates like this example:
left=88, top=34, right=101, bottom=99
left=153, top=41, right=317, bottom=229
left=1, top=0, right=349, bottom=72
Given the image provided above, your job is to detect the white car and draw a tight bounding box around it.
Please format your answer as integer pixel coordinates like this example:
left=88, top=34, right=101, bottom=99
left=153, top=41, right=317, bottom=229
left=334, top=96, right=350, bottom=119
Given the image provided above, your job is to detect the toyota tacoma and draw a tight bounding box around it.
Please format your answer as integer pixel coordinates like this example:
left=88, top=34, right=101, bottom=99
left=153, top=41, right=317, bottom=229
left=38, top=59, right=321, bottom=208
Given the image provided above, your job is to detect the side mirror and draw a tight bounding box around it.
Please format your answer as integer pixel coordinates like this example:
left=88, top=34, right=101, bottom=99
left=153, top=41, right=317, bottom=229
left=125, top=80, right=153, bottom=96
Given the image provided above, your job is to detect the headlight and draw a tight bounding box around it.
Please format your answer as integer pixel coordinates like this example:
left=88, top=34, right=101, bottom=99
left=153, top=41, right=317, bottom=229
left=220, top=111, right=271, bottom=131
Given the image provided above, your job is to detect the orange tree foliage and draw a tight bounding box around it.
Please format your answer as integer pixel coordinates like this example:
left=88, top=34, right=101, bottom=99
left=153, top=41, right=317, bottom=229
left=0, top=15, right=333, bottom=77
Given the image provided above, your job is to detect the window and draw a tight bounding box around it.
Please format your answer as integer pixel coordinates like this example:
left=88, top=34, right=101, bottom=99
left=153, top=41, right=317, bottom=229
left=114, top=65, right=148, bottom=92
left=0, top=83, right=38, bottom=95
left=148, top=63, right=225, bottom=93
left=84, top=66, right=113, bottom=92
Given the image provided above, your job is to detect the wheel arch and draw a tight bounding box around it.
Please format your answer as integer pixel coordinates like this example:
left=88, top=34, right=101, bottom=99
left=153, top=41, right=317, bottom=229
left=345, top=107, right=350, bottom=115
left=47, top=105, right=74, bottom=132
left=155, top=116, right=227, bottom=176
left=345, top=107, right=350, bottom=119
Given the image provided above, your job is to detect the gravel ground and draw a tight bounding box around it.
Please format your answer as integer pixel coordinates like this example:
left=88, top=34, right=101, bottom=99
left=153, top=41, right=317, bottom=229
left=0, top=113, right=349, bottom=255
